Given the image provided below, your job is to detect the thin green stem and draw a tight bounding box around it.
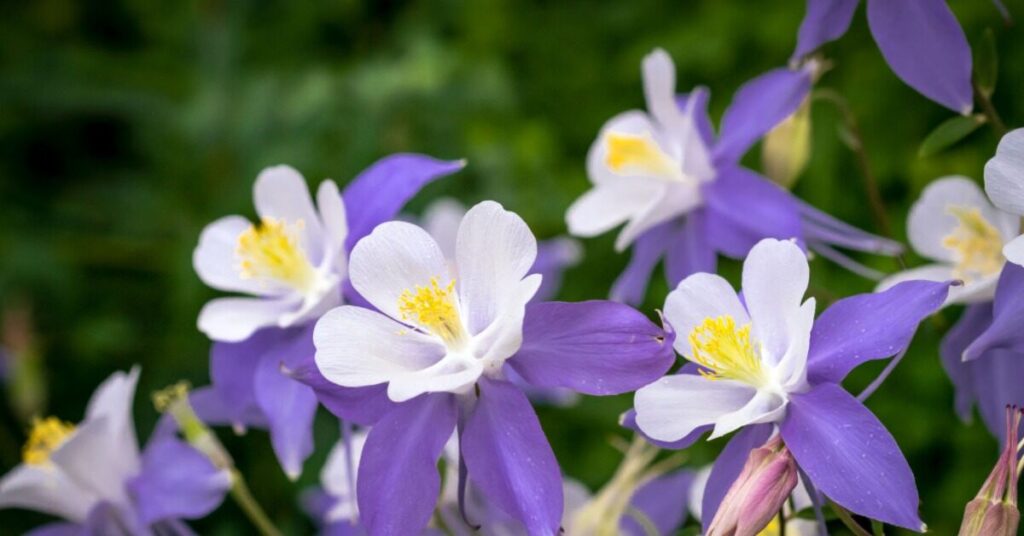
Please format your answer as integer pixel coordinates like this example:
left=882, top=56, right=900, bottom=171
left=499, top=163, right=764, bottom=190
left=828, top=500, right=873, bottom=536
left=624, top=506, right=660, bottom=536
left=228, top=470, right=283, bottom=536
left=871, top=518, right=886, bottom=536
left=974, top=80, right=1009, bottom=137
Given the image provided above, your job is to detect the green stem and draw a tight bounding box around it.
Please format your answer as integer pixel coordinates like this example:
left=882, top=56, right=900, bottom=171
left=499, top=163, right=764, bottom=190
left=829, top=500, right=873, bottom=536
left=871, top=519, right=886, bottom=536
left=229, top=470, right=283, bottom=536
left=974, top=80, right=1009, bottom=137
left=624, top=506, right=660, bottom=536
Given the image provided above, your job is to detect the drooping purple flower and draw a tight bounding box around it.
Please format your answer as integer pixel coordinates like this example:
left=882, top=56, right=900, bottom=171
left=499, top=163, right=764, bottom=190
left=190, top=154, right=463, bottom=477
left=792, top=0, right=974, bottom=114
left=565, top=49, right=900, bottom=305
left=313, top=200, right=675, bottom=535
left=0, top=368, right=231, bottom=535
left=631, top=238, right=952, bottom=531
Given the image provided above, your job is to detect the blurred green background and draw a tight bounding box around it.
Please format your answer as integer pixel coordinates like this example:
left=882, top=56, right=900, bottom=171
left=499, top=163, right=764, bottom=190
left=0, top=0, right=1020, bottom=534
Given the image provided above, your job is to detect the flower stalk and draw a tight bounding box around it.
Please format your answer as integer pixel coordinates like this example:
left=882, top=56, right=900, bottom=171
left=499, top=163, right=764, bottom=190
left=959, top=406, right=1022, bottom=536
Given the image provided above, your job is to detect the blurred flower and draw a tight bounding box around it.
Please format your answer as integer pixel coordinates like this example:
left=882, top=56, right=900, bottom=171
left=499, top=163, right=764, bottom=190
left=301, top=429, right=367, bottom=536
left=1, top=300, right=47, bottom=422
left=313, top=200, right=675, bottom=534
left=0, top=368, right=230, bottom=534
left=983, top=129, right=1024, bottom=268
left=190, top=154, right=463, bottom=479
left=958, top=407, right=1021, bottom=536
left=707, top=436, right=797, bottom=536
left=565, top=49, right=901, bottom=305
left=792, top=0, right=973, bottom=114
left=761, top=98, right=811, bottom=189
left=632, top=238, right=951, bottom=531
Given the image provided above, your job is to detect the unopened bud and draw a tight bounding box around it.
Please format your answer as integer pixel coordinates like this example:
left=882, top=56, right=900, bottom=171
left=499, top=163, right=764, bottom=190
left=708, top=436, right=798, bottom=536
left=959, top=406, right=1022, bottom=536
left=762, top=98, right=811, bottom=189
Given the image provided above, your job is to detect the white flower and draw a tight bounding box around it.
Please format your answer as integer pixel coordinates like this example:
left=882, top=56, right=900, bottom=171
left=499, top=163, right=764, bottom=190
left=635, top=239, right=815, bottom=441
left=0, top=368, right=141, bottom=522
left=314, top=201, right=542, bottom=402
left=878, top=176, right=1019, bottom=304
left=984, top=128, right=1024, bottom=268
left=319, top=430, right=367, bottom=524
left=193, top=166, right=348, bottom=342
left=566, top=48, right=714, bottom=251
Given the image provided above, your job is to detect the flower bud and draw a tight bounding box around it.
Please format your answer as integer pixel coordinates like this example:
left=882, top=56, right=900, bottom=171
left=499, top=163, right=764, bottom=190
left=708, top=435, right=798, bottom=536
left=959, top=406, right=1022, bottom=536
left=761, top=98, right=811, bottom=189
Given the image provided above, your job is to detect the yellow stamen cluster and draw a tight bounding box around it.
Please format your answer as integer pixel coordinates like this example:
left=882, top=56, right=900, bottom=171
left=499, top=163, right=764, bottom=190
left=236, top=217, right=316, bottom=291
left=689, top=315, right=768, bottom=386
left=23, top=417, right=76, bottom=465
left=942, top=206, right=1004, bottom=282
left=398, top=277, right=466, bottom=345
left=605, top=132, right=680, bottom=180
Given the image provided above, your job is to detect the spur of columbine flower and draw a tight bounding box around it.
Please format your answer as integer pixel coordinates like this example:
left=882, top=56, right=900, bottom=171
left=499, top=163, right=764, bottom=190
left=313, top=200, right=675, bottom=535
left=0, top=368, right=231, bottom=534
left=565, top=48, right=900, bottom=305
left=631, top=238, right=952, bottom=531
left=792, top=0, right=973, bottom=114
left=191, top=154, right=463, bottom=478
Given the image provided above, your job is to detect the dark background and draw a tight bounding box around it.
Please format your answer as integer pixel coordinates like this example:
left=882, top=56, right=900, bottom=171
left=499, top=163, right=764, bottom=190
left=0, top=1, right=1020, bottom=533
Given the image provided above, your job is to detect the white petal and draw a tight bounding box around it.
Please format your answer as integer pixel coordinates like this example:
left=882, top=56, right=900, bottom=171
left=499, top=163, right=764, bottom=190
left=634, top=374, right=755, bottom=442
left=742, top=239, right=810, bottom=367
left=50, top=417, right=131, bottom=506
left=774, top=298, right=815, bottom=392
left=664, top=273, right=749, bottom=360
left=908, top=176, right=1003, bottom=262
left=193, top=216, right=271, bottom=295
left=471, top=274, right=543, bottom=365
left=316, top=179, right=348, bottom=270
left=642, top=48, right=685, bottom=135
left=876, top=263, right=993, bottom=305
left=0, top=464, right=97, bottom=522
left=386, top=358, right=484, bottom=403
left=687, top=466, right=713, bottom=521
left=709, top=389, right=788, bottom=440
left=614, top=180, right=701, bottom=251
left=422, top=198, right=467, bottom=260
left=984, top=128, right=1024, bottom=216
left=456, top=201, right=539, bottom=335
left=349, top=221, right=450, bottom=322
left=313, top=306, right=445, bottom=388
left=565, top=184, right=654, bottom=238
left=321, top=430, right=368, bottom=523
left=197, top=296, right=298, bottom=342
left=83, top=367, right=141, bottom=482
left=253, top=165, right=325, bottom=264
left=586, top=111, right=667, bottom=185
left=1005, top=235, right=1024, bottom=267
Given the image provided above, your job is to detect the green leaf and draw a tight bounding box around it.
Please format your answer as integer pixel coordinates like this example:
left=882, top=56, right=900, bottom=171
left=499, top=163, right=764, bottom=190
left=918, top=115, right=986, bottom=157
left=974, top=28, right=998, bottom=98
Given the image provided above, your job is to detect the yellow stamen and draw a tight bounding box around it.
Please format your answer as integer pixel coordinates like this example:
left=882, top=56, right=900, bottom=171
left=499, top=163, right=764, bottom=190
left=398, top=277, right=466, bottom=345
left=942, top=206, right=1004, bottom=282
left=605, top=132, right=681, bottom=180
left=757, top=515, right=782, bottom=536
left=23, top=417, right=76, bottom=465
left=236, top=217, right=316, bottom=292
left=689, top=315, right=768, bottom=386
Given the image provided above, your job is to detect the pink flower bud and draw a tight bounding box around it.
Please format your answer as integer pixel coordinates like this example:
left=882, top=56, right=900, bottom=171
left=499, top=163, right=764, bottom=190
left=708, top=435, right=798, bottom=536
left=959, top=407, right=1022, bottom=536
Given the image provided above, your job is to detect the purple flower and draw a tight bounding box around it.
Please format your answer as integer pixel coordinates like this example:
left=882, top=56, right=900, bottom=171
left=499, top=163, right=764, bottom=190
left=565, top=49, right=900, bottom=305
left=793, top=0, right=974, bottom=114
left=189, top=154, right=464, bottom=478
left=313, top=200, right=675, bottom=535
left=632, top=238, right=952, bottom=531
left=0, top=368, right=230, bottom=535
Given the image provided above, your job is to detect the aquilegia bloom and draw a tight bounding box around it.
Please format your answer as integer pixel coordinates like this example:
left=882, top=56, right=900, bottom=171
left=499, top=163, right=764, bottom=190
left=632, top=238, right=952, bottom=531
left=792, top=0, right=973, bottom=114
left=0, top=368, right=230, bottom=535
left=566, top=48, right=900, bottom=305
left=191, top=154, right=463, bottom=478
left=314, top=200, right=674, bottom=535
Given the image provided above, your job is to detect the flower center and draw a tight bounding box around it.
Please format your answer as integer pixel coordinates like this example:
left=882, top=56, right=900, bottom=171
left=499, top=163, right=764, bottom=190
left=941, top=206, right=1004, bottom=282
left=604, top=132, right=682, bottom=181
left=398, top=277, right=467, bottom=346
left=689, top=315, right=768, bottom=387
left=23, top=417, right=76, bottom=465
left=236, top=217, right=317, bottom=292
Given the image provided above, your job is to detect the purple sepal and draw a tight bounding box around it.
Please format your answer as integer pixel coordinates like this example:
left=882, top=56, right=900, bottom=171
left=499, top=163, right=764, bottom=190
left=620, top=469, right=694, bottom=535
left=31, top=502, right=147, bottom=536
left=532, top=237, right=581, bottom=302
left=462, top=377, right=563, bottom=535
left=702, top=167, right=803, bottom=259
left=254, top=343, right=318, bottom=479
left=664, top=212, right=717, bottom=288
left=792, top=0, right=860, bottom=59
left=620, top=408, right=710, bottom=451
left=781, top=383, right=923, bottom=531
left=357, top=393, right=456, bottom=536
left=797, top=199, right=903, bottom=255
left=701, top=424, right=774, bottom=532
left=964, top=263, right=1024, bottom=361
left=610, top=222, right=674, bottom=305
left=806, top=280, right=952, bottom=384
left=676, top=87, right=716, bottom=147
left=940, top=304, right=993, bottom=422
left=283, top=346, right=397, bottom=426
left=128, top=437, right=231, bottom=525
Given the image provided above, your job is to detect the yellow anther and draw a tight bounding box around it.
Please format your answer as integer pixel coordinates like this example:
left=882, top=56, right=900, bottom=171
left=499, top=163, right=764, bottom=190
left=942, top=206, right=1004, bottom=282
left=758, top=515, right=782, bottom=536
left=605, top=132, right=681, bottom=180
left=236, top=217, right=316, bottom=292
left=398, top=277, right=466, bottom=346
left=689, top=316, right=768, bottom=387
left=23, top=417, right=76, bottom=465
left=153, top=381, right=191, bottom=413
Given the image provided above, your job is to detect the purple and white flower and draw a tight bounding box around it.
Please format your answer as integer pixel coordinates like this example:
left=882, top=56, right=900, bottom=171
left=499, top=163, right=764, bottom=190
left=792, top=0, right=974, bottom=114
left=983, top=129, right=1024, bottom=268
left=632, top=238, right=952, bottom=531
left=0, top=368, right=230, bottom=535
left=566, top=49, right=900, bottom=305
left=313, top=200, right=675, bottom=535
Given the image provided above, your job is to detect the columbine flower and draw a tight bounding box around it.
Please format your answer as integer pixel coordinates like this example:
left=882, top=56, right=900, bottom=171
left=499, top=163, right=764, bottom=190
left=565, top=48, right=900, bottom=305
left=633, top=238, right=952, bottom=531
left=959, top=407, right=1022, bottom=536
left=313, top=200, right=675, bottom=535
left=0, top=368, right=231, bottom=534
left=191, top=154, right=463, bottom=478
left=878, top=176, right=1019, bottom=304
left=792, top=0, right=973, bottom=114
left=301, top=429, right=367, bottom=534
